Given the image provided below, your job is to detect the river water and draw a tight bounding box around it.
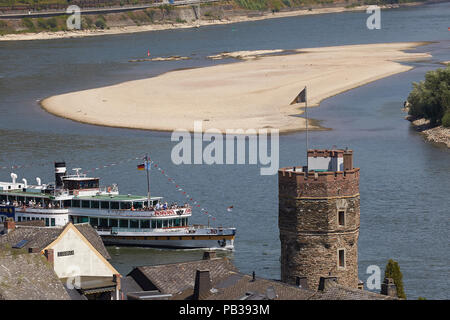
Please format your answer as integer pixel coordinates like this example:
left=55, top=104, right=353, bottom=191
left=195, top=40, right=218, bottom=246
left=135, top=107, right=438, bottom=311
left=0, top=2, right=449, bottom=299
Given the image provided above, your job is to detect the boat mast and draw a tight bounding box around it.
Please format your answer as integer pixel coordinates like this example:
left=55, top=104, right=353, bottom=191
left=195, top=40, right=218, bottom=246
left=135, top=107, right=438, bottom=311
left=145, top=154, right=151, bottom=208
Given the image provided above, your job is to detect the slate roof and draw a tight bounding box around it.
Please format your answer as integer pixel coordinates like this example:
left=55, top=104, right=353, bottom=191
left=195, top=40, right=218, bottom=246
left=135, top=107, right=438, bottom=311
left=0, top=251, right=70, bottom=300
left=128, top=257, right=238, bottom=295
left=309, top=282, right=397, bottom=300
left=0, top=223, right=110, bottom=260
left=73, top=223, right=111, bottom=260
left=0, top=226, right=63, bottom=251
left=128, top=258, right=395, bottom=300
left=204, top=273, right=316, bottom=300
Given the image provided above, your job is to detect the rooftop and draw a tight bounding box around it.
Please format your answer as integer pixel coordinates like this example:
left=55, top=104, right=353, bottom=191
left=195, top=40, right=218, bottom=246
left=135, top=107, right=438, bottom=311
left=127, top=257, right=238, bottom=296
left=0, top=222, right=111, bottom=260
left=0, top=251, right=70, bottom=300
left=125, top=257, right=395, bottom=300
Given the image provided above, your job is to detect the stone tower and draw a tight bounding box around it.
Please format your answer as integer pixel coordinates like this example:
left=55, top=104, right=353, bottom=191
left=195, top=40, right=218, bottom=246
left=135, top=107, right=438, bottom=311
left=278, top=149, right=360, bottom=289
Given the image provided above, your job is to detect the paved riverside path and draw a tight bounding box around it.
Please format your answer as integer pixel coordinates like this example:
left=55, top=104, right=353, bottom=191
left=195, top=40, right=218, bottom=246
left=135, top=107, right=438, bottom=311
left=0, top=0, right=220, bottom=19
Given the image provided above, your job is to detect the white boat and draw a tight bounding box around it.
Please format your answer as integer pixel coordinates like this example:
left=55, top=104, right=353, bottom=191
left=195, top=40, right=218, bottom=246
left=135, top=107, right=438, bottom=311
left=0, top=162, right=235, bottom=250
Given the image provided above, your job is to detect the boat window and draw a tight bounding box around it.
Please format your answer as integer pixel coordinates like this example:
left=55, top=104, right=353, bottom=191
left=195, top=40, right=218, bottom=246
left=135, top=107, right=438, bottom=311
left=109, top=219, right=118, bottom=228
left=64, top=200, right=72, bottom=208
left=175, top=218, right=181, bottom=227
left=99, top=218, right=108, bottom=228
left=91, top=201, right=99, bottom=209
left=151, top=220, right=157, bottom=229
left=101, top=201, right=109, bottom=209
left=162, top=219, right=168, bottom=228
left=51, top=218, right=55, bottom=226
left=80, top=217, right=89, bottom=223
left=111, top=202, right=119, bottom=210
left=82, top=200, right=90, bottom=208
left=133, top=202, right=143, bottom=209
left=156, top=220, right=162, bottom=228
left=72, top=200, right=80, bottom=208
left=17, top=196, right=24, bottom=203
left=45, top=218, right=49, bottom=227
left=140, top=220, right=150, bottom=229
left=17, top=216, right=22, bottom=222
left=119, top=219, right=128, bottom=228
left=89, top=217, right=98, bottom=227
left=130, top=219, right=139, bottom=228
left=120, top=202, right=131, bottom=210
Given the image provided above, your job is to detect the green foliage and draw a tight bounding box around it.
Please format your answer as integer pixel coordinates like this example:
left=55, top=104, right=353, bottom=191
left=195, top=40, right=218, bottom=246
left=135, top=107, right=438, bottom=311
left=82, top=16, right=93, bottom=29
left=418, top=296, right=427, bottom=300
left=21, top=17, right=35, bottom=31
left=384, top=259, right=406, bottom=299
left=144, top=9, right=156, bottom=22
left=0, top=20, right=8, bottom=33
left=407, top=66, right=450, bottom=126
left=95, top=16, right=107, bottom=29
left=442, top=111, right=450, bottom=128
left=234, top=0, right=269, bottom=10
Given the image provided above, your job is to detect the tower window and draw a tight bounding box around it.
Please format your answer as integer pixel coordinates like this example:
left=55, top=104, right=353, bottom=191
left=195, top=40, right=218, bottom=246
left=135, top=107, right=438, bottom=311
left=338, top=249, right=345, bottom=268
left=338, top=210, right=345, bottom=226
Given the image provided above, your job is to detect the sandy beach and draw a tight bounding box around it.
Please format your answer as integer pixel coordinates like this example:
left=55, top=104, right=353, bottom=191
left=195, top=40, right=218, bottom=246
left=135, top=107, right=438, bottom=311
left=0, top=4, right=416, bottom=42
left=41, top=42, right=431, bottom=133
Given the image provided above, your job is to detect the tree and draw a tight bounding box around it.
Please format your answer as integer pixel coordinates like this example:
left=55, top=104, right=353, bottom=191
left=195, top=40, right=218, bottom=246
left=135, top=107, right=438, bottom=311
left=407, top=66, right=450, bottom=126
left=384, top=259, right=406, bottom=299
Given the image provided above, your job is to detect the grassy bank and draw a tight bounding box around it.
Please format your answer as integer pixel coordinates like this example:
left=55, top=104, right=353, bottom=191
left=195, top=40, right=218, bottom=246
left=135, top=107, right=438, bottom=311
left=0, top=0, right=430, bottom=36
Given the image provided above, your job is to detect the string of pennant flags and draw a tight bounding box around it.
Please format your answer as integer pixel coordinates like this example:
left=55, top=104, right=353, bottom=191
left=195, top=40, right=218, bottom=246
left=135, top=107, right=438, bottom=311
left=138, top=156, right=220, bottom=222
left=0, top=155, right=234, bottom=222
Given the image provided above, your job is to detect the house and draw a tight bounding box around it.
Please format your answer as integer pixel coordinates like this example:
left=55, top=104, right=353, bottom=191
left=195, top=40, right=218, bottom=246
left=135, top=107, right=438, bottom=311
left=122, top=251, right=396, bottom=300
left=121, top=251, right=238, bottom=300
left=0, top=220, right=120, bottom=300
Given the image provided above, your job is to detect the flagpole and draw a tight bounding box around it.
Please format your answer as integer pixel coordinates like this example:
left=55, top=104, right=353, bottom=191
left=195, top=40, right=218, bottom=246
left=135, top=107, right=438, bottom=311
left=145, top=153, right=150, bottom=208
left=305, top=86, right=309, bottom=170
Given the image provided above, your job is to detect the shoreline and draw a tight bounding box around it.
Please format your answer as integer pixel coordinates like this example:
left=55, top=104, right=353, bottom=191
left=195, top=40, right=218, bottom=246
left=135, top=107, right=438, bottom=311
left=0, top=3, right=424, bottom=42
left=41, top=42, right=431, bottom=134
left=405, top=115, right=450, bottom=148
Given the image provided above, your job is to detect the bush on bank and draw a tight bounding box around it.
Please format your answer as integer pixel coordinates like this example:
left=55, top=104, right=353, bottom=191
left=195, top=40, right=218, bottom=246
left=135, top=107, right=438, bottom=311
left=408, top=66, right=450, bottom=127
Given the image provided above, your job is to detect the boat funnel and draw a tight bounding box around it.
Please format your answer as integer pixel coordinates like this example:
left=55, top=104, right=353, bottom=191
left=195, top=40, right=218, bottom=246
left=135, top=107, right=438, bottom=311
left=55, top=162, right=66, bottom=188
left=36, top=177, right=41, bottom=186
left=11, top=173, right=17, bottom=184
left=22, top=178, right=27, bottom=188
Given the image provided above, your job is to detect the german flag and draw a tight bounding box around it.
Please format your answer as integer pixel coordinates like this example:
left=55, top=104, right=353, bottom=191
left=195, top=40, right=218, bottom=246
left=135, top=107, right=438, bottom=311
left=137, top=163, right=150, bottom=170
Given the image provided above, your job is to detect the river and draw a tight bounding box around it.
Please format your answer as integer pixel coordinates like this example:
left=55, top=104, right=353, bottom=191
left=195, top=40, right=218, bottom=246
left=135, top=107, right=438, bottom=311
left=0, top=2, right=449, bottom=299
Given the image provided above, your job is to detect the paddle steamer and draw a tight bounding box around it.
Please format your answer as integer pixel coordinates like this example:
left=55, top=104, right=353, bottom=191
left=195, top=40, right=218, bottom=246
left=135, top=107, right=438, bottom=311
left=0, top=162, right=235, bottom=250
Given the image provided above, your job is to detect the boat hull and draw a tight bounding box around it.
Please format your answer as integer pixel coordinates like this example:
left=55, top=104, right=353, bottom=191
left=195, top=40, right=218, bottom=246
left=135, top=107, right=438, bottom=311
left=100, top=234, right=235, bottom=250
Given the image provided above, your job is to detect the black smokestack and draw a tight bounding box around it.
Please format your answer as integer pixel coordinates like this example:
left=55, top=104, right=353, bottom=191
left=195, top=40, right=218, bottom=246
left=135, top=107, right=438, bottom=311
left=54, top=162, right=66, bottom=188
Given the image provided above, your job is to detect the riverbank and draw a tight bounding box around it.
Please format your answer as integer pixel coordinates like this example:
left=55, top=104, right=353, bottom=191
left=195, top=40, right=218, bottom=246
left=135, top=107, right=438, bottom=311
left=0, top=2, right=425, bottom=42
left=41, top=42, right=431, bottom=133
left=405, top=116, right=450, bottom=148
